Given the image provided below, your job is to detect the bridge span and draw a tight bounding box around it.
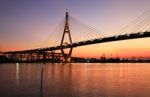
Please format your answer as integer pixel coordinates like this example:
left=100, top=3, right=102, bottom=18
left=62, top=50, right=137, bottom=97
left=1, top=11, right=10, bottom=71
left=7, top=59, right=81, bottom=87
left=2, top=31, right=150, bottom=53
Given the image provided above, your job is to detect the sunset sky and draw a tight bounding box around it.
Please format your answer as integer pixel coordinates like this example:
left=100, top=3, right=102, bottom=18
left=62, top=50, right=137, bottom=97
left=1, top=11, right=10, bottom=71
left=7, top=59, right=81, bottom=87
left=0, top=0, right=150, bottom=58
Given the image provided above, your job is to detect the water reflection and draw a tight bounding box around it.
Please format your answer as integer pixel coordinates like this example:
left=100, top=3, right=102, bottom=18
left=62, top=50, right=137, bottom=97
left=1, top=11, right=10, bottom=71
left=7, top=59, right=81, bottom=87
left=16, top=63, right=19, bottom=80
left=16, top=63, right=20, bottom=86
left=43, top=63, right=73, bottom=97
left=0, top=63, right=150, bottom=97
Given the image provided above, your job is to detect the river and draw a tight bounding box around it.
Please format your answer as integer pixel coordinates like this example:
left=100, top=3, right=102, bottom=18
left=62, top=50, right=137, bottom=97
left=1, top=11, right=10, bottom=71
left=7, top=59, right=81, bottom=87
left=0, top=63, right=150, bottom=97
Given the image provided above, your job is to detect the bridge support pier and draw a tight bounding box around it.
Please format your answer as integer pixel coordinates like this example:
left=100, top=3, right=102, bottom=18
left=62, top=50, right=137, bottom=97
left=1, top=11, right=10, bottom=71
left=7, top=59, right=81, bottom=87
left=61, top=47, right=73, bottom=63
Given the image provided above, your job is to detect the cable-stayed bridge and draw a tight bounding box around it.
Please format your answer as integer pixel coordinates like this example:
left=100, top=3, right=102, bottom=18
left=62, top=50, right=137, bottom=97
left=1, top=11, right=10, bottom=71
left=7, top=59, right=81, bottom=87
left=0, top=10, right=150, bottom=63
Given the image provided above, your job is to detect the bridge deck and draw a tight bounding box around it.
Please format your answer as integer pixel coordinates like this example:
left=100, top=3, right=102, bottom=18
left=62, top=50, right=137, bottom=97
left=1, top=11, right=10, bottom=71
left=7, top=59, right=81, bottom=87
left=1, top=31, right=150, bottom=54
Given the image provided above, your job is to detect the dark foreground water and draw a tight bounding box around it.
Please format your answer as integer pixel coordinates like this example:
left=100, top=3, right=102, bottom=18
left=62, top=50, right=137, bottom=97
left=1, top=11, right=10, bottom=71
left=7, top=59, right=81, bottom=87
left=0, top=63, right=150, bottom=97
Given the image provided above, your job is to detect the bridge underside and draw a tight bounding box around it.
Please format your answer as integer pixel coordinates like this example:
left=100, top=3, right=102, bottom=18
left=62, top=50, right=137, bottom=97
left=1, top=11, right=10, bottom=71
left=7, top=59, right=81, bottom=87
left=0, top=51, right=65, bottom=63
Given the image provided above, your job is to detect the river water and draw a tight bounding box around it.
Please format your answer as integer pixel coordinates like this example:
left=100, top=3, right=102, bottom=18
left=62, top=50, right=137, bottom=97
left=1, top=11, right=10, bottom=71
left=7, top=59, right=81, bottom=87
left=0, top=63, right=150, bottom=97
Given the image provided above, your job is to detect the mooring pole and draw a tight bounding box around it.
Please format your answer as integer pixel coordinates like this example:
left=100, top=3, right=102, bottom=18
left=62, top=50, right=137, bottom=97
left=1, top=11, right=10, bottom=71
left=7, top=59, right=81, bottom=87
left=41, top=67, right=43, bottom=97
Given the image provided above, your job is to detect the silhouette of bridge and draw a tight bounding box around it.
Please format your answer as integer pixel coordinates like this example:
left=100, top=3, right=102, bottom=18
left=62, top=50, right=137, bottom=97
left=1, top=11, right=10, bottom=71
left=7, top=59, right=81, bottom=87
left=0, top=10, right=150, bottom=63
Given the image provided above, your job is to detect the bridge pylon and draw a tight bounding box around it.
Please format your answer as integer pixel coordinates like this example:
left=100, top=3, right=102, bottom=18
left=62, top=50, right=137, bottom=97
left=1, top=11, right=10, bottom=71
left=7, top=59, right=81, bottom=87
left=60, top=11, right=73, bottom=63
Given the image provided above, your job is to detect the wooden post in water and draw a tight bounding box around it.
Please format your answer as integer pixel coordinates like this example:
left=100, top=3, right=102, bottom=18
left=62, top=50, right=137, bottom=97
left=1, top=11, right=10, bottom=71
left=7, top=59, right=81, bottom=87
left=41, top=67, right=43, bottom=97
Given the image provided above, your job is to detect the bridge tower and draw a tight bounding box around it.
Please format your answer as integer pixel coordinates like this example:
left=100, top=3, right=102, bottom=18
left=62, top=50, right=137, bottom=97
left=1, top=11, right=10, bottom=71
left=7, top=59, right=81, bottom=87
left=60, top=10, right=73, bottom=63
